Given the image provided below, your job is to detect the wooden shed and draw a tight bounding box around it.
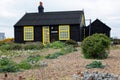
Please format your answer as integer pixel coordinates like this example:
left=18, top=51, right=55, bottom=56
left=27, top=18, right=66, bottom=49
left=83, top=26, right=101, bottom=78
left=14, top=10, right=86, bottom=44
left=85, top=19, right=111, bottom=38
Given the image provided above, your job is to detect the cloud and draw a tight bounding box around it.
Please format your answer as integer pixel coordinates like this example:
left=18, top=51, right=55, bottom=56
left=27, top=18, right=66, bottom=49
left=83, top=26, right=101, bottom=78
left=0, top=0, right=120, bottom=38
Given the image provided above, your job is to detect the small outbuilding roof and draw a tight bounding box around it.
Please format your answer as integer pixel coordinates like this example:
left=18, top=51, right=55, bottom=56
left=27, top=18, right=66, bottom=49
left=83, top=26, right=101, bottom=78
left=88, top=19, right=111, bottom=30
left=14, top=10, right=83, bottom=26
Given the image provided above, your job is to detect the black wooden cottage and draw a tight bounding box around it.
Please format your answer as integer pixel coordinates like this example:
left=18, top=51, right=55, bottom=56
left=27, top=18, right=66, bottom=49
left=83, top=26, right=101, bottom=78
left=85, top=19, right=111, bottom=37
left=14, top=10, right=86, bottom=44
left=14, top=2, right=111, bottom=44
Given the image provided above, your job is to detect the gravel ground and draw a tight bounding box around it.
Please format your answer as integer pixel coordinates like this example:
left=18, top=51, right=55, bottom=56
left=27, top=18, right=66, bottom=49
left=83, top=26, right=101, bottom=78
left=0, top=50, right=120, bottom=80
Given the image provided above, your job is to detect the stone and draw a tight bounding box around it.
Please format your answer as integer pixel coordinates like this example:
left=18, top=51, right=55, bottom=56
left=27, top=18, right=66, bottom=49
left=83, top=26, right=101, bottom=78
left=75, top=71, right=119, bottom=80
left=40, top=61, right=48, bottom=67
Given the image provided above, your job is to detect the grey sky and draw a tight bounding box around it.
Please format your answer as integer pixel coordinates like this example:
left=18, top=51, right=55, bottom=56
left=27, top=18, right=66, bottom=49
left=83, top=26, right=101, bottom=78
left=0, top=0, right=120, bottom=38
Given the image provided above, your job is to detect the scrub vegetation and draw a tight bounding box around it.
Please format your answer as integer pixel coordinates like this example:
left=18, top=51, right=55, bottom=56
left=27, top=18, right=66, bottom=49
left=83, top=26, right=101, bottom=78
left=0, top=37, right=120, bottom=80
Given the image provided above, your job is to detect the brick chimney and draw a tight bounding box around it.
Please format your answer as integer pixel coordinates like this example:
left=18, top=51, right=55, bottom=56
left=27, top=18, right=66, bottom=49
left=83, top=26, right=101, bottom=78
left=38, top=1, right=44, bottom=13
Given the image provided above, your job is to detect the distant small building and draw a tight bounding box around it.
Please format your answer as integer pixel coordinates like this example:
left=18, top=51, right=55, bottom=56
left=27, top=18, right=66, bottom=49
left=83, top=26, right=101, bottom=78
left=85, top=19, right=111, bottom=38
left=0, top=33, right=5, bottom=40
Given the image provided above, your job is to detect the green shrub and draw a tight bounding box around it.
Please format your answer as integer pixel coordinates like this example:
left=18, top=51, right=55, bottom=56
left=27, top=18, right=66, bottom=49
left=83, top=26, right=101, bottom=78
left=81, top=33, right=111, bottom=59
left=0, top=42, right=6, bottom=46
left=45, top=52, right=64, bottom=59
left=19, top=60, right=31, bottom=70
left=65, top=39, right=78, bottom=47
left=86, top=61, right=105, bottom=69
left=45, top=46, right=77, bottom=59
left=0, top=57, right=19, bottom=72
left=23, top=42, right=44, bottom=50
left=0, top=42, right=44, bottom=50
left=9, top=43, right=23, bottom=50
left=0, top=42, right=23, bottom=50
left=27, top=54, right=42, bottom=63
left=0, top=62, right=19, bottom=72
left=45, top=41, right=65, bottom=49
left=0, top=44, right=11, bottom=50
left=0, top=57, right=9, bottom=65
left=61, top=46, right=77, bottom=54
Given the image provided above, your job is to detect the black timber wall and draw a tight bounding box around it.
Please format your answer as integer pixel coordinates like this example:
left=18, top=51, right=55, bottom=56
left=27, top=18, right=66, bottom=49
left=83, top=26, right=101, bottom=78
left=91, top=26, right=110, bottom=37
left=85, top=26, right=111, bottom=38
left=70, top=24, right=81, bottom=41
left=88, top=26, right=111, bottom=37
left=14, top=26, right=43, bottom=43
left=34, top=26, right=42, bottom=42
left=49, top=24, right=81, bottom=42
left=14, top=26, right=23, bottom=43
left=14, top=24, right=82, bottom=43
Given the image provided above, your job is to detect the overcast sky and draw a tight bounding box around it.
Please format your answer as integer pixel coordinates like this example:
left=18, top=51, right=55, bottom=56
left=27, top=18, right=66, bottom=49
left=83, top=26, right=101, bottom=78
left=0, top=0, right=120, bottom=38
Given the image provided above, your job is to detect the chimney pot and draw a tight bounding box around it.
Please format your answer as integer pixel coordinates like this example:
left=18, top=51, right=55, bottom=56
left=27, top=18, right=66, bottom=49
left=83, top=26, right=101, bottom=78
left=40, top=2, right=43, bottom=6
left=38, top=1, right=44, bottom=13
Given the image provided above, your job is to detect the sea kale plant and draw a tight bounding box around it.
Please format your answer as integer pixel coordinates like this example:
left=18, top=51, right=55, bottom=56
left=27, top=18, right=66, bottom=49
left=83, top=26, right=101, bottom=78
left=86, top=61, right=105, bottom=69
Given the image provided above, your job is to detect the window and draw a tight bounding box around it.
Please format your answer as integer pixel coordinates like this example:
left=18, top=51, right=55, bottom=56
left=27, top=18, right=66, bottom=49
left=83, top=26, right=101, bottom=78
left=59, top=25, right=70, bottom=40
left=24, top=26, right=34, bottom=41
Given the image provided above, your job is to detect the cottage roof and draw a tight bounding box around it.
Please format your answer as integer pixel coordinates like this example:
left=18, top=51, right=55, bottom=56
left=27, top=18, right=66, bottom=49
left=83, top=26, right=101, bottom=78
left=88, top=19, right=111, bottom=30
left=14, top=10, right=83, bottom=26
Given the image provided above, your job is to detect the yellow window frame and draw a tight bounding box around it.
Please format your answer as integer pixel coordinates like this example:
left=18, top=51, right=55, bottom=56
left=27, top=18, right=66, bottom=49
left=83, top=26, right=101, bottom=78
left=24, top=26, right=34, bottom=41
left=59, top=25, right=70, bottom=40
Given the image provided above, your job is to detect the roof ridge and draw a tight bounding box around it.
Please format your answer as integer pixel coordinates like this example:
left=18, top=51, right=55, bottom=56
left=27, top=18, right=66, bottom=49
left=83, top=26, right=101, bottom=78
left=26, top=10, right=83, bottom=14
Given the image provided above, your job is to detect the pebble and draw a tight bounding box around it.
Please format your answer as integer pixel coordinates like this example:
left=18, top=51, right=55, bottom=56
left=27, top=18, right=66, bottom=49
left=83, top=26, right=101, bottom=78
left=40, top=61, right=48, bottom=67
left=73, top=71, right=119, bottom=80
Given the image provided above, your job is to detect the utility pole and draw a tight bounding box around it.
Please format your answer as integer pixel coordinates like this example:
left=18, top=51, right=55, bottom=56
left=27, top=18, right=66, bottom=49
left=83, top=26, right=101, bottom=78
left=89, top=19, right=92, bottom=36
left=86, top=19, right=92, bottom=36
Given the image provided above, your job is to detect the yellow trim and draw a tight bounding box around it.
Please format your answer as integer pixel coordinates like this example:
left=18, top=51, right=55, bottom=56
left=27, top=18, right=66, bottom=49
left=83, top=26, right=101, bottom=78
left=82, top=13, right=85, bottom=26
left=24, top=26, right=34, bottom=41
left=59, top=25, right=70, bottom=40
left=42, top=26, right=50, bottom=44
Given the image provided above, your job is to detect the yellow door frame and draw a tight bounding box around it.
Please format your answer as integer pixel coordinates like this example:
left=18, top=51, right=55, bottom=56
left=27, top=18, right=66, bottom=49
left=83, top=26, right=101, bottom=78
left=42, top=26, right=50, bottom=44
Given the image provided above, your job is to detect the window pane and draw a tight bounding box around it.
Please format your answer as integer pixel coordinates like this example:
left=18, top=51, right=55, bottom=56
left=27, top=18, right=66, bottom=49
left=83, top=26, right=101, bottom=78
left=24, top=26, right=34, bottom=41
left=59, top=25, right=70, bottom=40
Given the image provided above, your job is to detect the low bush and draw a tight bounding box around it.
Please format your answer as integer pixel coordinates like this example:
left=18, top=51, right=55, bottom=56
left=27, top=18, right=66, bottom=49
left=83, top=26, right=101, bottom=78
left=9, top=43, right=23, bottom=50
left=23, top=42, right=44, bottom=50
left=0, top=42, right=6, bottom=46
left=45, top=41, right=65, bottom=49
left=65, top=39, right=78, bottom=47
left=0, top=57, right=19, bottom=72
left=45, top=45, right=77, bottom=59
left=61, top=46, right=77, bottom=54
left=0, top=44, right=11, bottom=50
left=45, top=52, right=64, bottom=59
left=0, top=42, right=23, bottom=50
left=0, top=42, right=44, bottom=50
left=19, top=60, right=31, bottom=70
left=27, top=54, right=43, bottom=63
left=86, top=61, right=105, bottom=69
left=81, top=33, right=111, bottom=59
